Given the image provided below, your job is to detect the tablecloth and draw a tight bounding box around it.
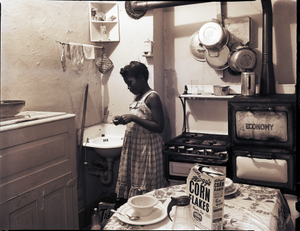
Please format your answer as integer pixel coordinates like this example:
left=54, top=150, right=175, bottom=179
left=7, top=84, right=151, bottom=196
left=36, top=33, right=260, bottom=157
left=103, top=183, right=290, bottom=230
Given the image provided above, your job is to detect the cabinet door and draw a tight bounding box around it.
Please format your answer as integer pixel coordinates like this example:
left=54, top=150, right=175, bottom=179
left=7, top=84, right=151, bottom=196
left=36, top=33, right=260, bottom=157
left=0, top=173, right=76, bottom=230
left=0, top=115, right=78, bottom=230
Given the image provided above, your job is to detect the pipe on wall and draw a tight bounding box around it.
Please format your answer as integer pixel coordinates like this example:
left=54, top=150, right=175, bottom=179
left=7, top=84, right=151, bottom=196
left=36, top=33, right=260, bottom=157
left=130, top=0, right=255, bottom=11
left=260, top=0, right=276, bottom=95
left=131, top=1, right=203, bottom=11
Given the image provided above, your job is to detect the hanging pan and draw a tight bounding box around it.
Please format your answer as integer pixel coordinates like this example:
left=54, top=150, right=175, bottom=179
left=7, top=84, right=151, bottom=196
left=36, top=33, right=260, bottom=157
left=189, top=31, right=206, bottom=62
left=198, top=20, right=230, bottom=52
left=205, top=46, right=230, bottom=71
left=228, top=45, right=257, bottom=73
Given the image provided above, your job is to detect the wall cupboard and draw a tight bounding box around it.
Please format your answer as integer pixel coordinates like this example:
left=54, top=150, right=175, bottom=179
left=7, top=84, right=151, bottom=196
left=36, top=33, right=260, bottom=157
left=89, top=1, right=119, bottom=42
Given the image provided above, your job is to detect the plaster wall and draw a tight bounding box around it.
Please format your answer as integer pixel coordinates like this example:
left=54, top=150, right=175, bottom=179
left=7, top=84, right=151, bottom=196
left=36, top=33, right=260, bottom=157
left=1, top=0, right=155, bottom=131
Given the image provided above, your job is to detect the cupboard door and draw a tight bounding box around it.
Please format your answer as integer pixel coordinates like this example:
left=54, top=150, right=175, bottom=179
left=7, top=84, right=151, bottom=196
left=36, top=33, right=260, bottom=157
left=0, top=173, right=76, bottom=230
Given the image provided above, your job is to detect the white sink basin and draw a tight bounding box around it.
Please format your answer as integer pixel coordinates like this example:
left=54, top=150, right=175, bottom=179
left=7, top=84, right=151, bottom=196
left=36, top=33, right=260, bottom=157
left=82, top=123, right=126, bottom=159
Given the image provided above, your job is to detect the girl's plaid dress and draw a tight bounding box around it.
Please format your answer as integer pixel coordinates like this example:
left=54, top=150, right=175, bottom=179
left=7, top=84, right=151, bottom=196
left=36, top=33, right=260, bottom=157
left=115, top=91, right=167, bottom=199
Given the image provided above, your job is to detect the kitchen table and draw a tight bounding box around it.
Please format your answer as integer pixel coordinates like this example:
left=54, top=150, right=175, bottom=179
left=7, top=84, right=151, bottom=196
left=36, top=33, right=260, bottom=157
left=103, top=183, right=290, bottom=230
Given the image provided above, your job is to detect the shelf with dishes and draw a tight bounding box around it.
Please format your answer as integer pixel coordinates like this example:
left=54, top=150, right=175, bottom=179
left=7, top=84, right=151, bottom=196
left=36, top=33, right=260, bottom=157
left=180, top=84, right=240, bottom=100
left=89, top=1, right=119, bottom=42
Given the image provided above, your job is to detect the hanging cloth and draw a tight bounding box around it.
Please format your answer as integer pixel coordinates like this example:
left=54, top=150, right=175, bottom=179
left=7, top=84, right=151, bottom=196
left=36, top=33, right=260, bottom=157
left=95, top=47, right=113, bottom=74
left=61, top=44, right=66, bottom=72
left=65, top=44, right=71, bottom=60
left=82, top=45, right=95, bottom=60
left=70, top=43, right=85, bottom=69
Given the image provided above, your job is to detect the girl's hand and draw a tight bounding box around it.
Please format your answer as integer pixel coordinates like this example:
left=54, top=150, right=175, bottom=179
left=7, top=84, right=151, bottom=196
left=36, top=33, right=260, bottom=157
left=112, top=116, right=123, bottom=125
left=120, top=114, right=135, bottom=124
left=112, top=115, right=134, bottom=125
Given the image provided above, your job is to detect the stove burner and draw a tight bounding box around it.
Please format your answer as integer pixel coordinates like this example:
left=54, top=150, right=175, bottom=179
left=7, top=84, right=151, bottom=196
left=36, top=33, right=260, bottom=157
left=164, top=132, right=229, bottom=164
left=165, top=132, right=229, bottom=148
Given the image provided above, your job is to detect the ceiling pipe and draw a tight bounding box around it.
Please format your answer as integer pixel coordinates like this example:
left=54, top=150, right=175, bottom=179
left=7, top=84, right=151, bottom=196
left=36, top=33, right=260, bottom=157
left=130, top=0, right=255, bottom=12
left=131, top=1, right=203, bottom=11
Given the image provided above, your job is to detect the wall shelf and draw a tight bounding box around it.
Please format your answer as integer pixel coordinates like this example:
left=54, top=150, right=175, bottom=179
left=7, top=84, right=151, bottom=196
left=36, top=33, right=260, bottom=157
left=89, top=1, right=119, bottom=42
left=179, top=94, right=235, bottom=100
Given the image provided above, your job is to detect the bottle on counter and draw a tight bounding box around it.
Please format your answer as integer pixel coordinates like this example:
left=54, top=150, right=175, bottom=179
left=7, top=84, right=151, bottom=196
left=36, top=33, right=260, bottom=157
left=167, top=195, right=195, bottom=230
left=91, top=207, right=101, bottom=230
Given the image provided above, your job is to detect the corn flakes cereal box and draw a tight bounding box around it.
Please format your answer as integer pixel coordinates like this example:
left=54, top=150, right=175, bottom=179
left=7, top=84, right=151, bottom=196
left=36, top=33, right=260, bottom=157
left=186, top=164, right=225, bottom=230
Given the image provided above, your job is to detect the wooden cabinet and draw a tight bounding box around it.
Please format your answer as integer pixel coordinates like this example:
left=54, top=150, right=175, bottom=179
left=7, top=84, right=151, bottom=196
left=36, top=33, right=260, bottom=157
left=0, top=113, right=78, bottom=230
left=89, top=1, right=119, bottom=42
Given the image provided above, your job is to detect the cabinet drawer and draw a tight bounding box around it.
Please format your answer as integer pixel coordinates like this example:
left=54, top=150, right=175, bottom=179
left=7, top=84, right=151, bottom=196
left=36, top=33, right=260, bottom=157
left=0, top=133, right=68, bottom=180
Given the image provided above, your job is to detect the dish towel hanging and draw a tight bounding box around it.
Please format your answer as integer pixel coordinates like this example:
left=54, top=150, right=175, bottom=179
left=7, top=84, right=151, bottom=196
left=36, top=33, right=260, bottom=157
left=70, top=43, right=85, bottom=69
left=61, top=45, right=66, bottom=72
left=65, top=44, right=71, bottom=60
left=95, top=48, right=113, bottom=74
left=83, top=45, right=95, bottom=60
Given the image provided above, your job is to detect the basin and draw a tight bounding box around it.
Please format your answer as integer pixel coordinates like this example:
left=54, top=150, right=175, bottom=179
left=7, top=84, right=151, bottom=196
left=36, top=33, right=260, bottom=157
left=82, top=123, right=126, bottom=159
left=0, top=100, right=25, bottom=118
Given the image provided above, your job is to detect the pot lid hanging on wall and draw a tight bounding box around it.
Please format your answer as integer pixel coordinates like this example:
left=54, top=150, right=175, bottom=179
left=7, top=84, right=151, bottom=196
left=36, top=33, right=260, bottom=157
left=189, top=31, right=206, bottom=62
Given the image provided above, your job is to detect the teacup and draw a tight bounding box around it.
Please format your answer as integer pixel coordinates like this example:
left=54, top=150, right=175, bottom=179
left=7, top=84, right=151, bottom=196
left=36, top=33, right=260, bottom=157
left=127, top=195, right=158, bottom=217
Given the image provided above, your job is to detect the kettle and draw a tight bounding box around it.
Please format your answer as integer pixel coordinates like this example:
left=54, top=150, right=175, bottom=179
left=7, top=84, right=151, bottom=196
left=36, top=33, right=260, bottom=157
left=167, top=195, right=195, bottom=230
left=241, top=72, right=256, bottom=96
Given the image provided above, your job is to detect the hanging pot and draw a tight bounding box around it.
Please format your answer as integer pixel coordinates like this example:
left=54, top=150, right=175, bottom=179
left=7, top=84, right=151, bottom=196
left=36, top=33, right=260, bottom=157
left=198, top=20, right=230, bottom=52
left=189, top=31, right=206, bottom=62
left=228, top=45, right=257, bottom=73
left=205, top=46, right=230, bottom=71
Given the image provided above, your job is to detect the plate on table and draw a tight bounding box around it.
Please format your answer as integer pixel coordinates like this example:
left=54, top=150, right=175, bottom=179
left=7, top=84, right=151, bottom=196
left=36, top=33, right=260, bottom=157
left=224, top=185, right=239, bottom=196
left=116, top=202, right=167, bottom=225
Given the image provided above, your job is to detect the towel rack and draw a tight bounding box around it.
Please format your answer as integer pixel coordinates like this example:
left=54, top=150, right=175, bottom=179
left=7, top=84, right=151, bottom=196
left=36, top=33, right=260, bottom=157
left=56, top=41, right=103, bottom=49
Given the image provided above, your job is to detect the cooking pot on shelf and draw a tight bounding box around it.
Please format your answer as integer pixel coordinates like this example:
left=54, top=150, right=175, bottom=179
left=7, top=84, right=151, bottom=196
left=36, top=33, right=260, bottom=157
left=228, top=45, right=257, bottom=73
left=213, top=85, right=230, bottom=96
left=241, top=72, right=256, bottom=96
left=205, top=46, right=230, bottom=71
left=198, top=20, right=230, bottom=53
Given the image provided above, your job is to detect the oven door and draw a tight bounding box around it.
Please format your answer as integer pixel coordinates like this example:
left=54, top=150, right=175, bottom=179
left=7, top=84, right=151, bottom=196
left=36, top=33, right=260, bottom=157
left=231, top=147, right=295, bottom=194
left=228, top=96, right=296, bottom=151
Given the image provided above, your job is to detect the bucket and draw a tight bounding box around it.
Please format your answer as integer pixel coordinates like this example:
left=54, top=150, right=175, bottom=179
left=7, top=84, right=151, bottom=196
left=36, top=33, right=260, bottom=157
left=213, top=85, right=230, bottom=96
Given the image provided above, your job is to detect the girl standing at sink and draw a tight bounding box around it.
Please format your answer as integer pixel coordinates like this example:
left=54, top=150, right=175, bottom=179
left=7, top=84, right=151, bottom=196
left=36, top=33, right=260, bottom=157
left=113, top=61, right=167, bottom=202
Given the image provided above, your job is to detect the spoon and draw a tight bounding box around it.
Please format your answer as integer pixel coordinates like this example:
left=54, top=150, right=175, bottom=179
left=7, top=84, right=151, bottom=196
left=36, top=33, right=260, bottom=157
left=111, top=209, right=140, bottom=221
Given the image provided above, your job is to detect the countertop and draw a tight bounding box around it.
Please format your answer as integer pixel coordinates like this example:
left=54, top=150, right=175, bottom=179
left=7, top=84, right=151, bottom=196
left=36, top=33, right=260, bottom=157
left=0, top=111, right=75, bottom=132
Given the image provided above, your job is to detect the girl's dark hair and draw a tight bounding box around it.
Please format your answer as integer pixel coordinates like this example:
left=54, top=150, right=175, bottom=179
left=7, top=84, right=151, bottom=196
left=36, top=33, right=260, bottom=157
left=120, top=61, right=149, bottom=80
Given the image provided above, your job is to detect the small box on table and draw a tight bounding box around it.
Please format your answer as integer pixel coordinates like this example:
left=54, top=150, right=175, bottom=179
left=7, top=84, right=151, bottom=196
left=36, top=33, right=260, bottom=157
left=186, top=164, right=225, bottom=230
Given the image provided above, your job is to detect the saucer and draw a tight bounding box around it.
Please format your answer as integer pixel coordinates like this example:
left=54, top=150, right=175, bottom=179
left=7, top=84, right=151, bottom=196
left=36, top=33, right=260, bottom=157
left=116, top=202, right=167, bottom=225
left=224, top=185, right=239, bottom=196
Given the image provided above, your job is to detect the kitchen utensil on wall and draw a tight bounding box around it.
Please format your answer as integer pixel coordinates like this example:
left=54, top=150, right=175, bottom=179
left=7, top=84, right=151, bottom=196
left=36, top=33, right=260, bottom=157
left=198, top=20, right=230, bottom=54
left=228, top=45, right=257, bottom=73
left=189, top=31, right=206, bottom=62
left=205, top=46, right=230, bottom=70
left=241, top=72, right=256, bottom=96
left=96, top=48, right=114, bottom=74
